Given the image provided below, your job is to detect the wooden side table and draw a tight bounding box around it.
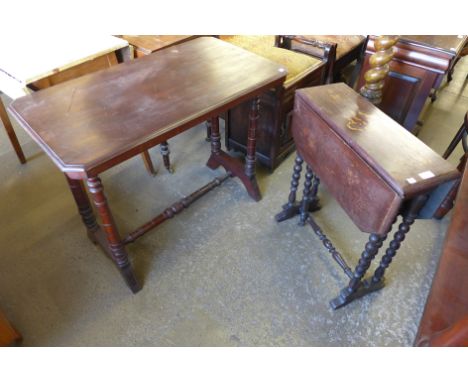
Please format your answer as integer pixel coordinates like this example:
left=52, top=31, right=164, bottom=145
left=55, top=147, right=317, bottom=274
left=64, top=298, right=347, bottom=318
left=0, top=35, right=134, bottom=165
left=356, top=35, right=467, bottom=134
left=276, top=83, right=459, bottom=309
left=9, top=37, right=286, bottom=293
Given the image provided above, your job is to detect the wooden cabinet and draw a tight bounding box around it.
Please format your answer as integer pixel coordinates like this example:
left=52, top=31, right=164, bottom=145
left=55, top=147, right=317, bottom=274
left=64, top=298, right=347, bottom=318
left=226, top=65, right=325, bottom=170
left=357, top=35, right=467, bottom=134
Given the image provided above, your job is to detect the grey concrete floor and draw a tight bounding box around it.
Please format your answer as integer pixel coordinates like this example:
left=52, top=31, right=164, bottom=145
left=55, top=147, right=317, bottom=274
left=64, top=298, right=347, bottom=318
left=0, top=57, right=467, bottom=347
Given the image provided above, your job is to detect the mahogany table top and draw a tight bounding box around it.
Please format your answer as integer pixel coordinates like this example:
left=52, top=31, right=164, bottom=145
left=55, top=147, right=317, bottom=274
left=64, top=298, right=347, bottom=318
left=295, top=83, right=459, bottom=198
left=9, top=37, right=287, bottom=176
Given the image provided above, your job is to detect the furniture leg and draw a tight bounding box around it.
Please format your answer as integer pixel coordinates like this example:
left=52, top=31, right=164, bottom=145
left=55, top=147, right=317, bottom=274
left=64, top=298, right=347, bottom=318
left=65, top=175, right=99, bottom=243
left=0, top=97, right=26, bottom=164
left=160, top=141, right=173, bottom=173
left=206, top=99, right=262, bottom=201
left=245, top=98, right=260, bottom=178
left=443, top=118, right=467, bottom=159
left=330, top=233, right=386, bottom=309
left=86, top=176, right=140, bottom=293
left=205, top=119, right=212, bottom=142
left=141, top=151, right=156, bottom=176
left=275, top=154, right=303, bottom=222
left=275, top=155, right=321, bottom=222
left=371, top=194, right=428, bottom=286
left=299, top=166, right=314, bottom=226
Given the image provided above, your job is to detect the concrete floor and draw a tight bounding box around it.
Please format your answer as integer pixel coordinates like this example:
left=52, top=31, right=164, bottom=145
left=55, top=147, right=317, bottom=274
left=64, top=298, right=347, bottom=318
left=0, top=57, right=467, bottom=347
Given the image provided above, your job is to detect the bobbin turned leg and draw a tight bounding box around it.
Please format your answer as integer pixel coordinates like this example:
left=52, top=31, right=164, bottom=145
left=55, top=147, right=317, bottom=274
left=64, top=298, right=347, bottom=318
left=299, top=166, right=314, bottom=226
left=370, top=195, right=428, bottom=287
left=330, top=233, right=386, bottom=309
left=160, top=141, right=173, bottom=173
left=0, top=98, right=26, bottom=164
left=275, top=156, right=321, bottom=223
left=86, top=176, right=140, bottom=293
left=65, top=175, right=99, bottom=243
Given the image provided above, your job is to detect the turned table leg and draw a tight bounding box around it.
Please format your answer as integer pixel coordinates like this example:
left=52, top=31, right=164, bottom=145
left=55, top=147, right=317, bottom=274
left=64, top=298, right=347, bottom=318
left=245, top=97, right=260, bottom=180
left=299, top=166, right=314, bottom=226
left=205, top=98, right=262, bottom=201
left=330, top=233, right=386, bottom=309
left=86, top=176, right=141, bottom=293
left=65, top=175, right=99, bottom=242
left=275, top=156, right=321, bottom=223
left=370, top=195, right=428, bottom=286
left=160, top=141, right=173, bottom=173
left=0, top=97, right=26, bottom=164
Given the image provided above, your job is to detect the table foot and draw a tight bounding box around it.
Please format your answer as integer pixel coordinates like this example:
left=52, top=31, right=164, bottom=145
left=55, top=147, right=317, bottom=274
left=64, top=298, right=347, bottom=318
left=330, top=278, right=385, bottom=309
left=275, top=200, right=321, bottom=222
left=207, top=151, right=261, bottom=201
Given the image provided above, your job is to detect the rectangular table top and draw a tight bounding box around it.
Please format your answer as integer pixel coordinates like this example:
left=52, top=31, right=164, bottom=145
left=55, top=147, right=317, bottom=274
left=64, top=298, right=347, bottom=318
left=9, top=37, right=287, bottom=175
left=0, top=35, right=129, bottom=99
left=295, top=83, right=459, bottom=198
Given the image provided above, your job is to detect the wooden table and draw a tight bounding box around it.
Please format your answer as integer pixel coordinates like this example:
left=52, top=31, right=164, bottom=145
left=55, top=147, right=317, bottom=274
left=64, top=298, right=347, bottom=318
left=357, top=35, right=467, bottom=134
left=9, top=37, right=287, bottom=293
left=276, top=83, right=459, bottom=308
left=0, top=35, right=132, bottom=164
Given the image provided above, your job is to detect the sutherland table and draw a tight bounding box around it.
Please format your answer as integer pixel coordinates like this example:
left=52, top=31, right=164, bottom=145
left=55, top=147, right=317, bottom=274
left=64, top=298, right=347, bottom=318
left=8, top=37, right=287, bottom=293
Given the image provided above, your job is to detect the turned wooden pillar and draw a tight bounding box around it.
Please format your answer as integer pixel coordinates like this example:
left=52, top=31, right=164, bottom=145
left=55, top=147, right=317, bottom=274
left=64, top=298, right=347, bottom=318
left=86, top=176, right=140, bottom=293
left=360, top=35, right=399, bottom=105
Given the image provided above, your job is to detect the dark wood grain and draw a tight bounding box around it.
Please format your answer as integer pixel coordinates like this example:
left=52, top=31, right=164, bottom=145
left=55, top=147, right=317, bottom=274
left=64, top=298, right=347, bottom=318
left=9, top=37, right=286, bottom=177
left=295, top=83, right=459, bottom=199
left=277, top=83, right=459, bottom=308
